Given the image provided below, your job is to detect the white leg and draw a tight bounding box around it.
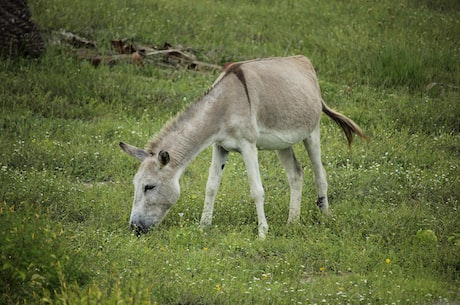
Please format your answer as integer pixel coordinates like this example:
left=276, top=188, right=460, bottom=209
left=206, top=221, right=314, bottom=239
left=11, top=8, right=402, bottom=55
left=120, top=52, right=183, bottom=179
left=276, top=147, right=304, bottom=223
left=200, top=144, right=228, bottom=227
left=303, top=127, right=329, bottom=214
left=240, top=142, right=268, bottom=239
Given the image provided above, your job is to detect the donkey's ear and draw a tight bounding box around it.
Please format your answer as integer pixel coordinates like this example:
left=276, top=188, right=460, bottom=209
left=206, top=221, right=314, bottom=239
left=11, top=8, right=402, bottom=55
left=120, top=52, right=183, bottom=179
left=158, top=150, right=170, bottom=167
left=119, top=142, right=149, bottom=162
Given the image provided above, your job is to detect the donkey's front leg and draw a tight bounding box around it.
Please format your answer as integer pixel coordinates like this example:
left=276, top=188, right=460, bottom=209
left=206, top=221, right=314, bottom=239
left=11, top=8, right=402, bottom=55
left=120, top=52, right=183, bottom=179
left=200, top=144, right=228, bottom=228
left=241, top=143, right=268, bottom=239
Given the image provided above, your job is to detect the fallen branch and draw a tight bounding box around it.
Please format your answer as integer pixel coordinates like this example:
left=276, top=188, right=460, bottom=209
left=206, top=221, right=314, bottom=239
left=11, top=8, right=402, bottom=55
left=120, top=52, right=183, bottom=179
left=59, top=31, right=223, bottom=71
left=142, top=49, right=222, bottom=70
left=426, top=82, right=459, bottom=91
left=60, top=29, right=98, bottom=49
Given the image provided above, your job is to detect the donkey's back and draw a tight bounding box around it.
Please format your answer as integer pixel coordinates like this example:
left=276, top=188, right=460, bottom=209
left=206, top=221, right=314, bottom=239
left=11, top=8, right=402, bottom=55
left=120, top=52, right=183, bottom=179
left=216, top=56, right=324, bottom=151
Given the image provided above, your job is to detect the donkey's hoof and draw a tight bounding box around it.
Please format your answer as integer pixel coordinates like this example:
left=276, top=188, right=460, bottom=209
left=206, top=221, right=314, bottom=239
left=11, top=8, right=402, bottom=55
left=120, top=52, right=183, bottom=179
left=316, top=196, right=329, bottom=214
left=258, top=224, right=269, bottom=239
left=199, top=214, right=213, bottom=228
left=199, top=222, right=211, bottom=230
left=287, top=210, right=301, bottom=224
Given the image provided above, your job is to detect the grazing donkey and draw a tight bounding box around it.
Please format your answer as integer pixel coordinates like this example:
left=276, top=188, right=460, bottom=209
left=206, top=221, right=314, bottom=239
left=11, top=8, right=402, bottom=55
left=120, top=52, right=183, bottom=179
left=120, top=55, right=367, bottom=238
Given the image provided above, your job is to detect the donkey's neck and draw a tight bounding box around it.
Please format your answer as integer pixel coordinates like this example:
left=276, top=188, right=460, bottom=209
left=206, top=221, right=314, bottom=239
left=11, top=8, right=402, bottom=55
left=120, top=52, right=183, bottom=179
left=147, top=92, right=221, bottom=175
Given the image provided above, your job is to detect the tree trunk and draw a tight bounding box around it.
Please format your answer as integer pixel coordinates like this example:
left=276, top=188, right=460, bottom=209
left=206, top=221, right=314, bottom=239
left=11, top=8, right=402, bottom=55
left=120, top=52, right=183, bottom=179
left=0, top=0, right=44, bottom=58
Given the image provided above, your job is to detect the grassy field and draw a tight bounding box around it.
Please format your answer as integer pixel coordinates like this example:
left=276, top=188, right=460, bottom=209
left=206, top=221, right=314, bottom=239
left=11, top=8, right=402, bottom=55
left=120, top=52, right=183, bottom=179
left=1, top=0, right=459, bottom=304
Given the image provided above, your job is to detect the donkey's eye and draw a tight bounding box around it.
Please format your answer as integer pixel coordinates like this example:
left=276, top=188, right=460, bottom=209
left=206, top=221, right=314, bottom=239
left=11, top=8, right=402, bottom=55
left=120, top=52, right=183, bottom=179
left=144, top=184, right=156, bottom=193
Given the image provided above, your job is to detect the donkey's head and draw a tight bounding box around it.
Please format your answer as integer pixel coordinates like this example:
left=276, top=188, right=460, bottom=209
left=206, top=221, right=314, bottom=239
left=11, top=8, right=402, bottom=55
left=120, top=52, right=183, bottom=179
left=119, top=142, right=180, bottom=235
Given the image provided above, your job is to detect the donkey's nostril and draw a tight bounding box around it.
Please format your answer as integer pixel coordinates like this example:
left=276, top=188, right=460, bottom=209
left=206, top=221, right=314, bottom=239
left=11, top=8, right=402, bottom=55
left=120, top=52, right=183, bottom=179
left=130, top=223, right=147, bottom=237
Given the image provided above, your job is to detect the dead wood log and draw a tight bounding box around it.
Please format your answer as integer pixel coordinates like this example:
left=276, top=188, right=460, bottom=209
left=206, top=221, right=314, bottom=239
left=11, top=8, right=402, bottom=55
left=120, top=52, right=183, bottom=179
left=62, top=33, right=223, bottom=71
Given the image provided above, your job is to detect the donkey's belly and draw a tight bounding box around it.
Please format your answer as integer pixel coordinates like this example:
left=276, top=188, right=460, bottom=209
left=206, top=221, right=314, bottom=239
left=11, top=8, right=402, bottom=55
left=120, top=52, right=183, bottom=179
left=256, top=130, right=306, bottom=150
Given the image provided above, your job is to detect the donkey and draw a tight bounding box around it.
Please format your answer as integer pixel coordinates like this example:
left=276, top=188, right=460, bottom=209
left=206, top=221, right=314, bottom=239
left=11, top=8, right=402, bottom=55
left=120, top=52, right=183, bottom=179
left=120, top=55, right=367, bottom=238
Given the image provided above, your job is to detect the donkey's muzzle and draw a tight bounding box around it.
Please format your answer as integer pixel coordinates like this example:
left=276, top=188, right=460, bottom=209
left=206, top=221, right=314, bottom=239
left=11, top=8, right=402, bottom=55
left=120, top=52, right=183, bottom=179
left=130, top=222, right=149, bottom=237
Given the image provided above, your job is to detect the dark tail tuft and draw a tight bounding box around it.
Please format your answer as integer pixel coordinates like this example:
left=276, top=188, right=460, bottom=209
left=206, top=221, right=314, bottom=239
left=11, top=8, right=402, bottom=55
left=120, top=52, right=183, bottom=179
left=321, top=100, right=368, bottom=146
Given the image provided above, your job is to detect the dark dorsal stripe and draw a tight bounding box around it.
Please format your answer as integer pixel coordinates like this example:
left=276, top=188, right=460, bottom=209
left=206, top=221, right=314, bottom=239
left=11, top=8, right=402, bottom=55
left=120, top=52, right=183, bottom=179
left=226, top=63, right=251, bottom=107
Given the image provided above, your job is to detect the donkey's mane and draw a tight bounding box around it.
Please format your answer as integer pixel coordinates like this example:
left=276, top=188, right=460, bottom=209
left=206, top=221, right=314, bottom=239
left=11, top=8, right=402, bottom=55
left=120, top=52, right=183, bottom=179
left=145, top=60, right=257, bottom=154
left=145, top=98, right=206, bottom=154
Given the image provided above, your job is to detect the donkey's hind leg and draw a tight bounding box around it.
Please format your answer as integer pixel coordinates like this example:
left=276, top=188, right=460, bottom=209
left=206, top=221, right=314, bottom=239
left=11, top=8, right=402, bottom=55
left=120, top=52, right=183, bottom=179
left=303, top=127, right=329, bottom=214
left=276, top=147, right=304, bottom=223
left=200, top=144, right=229, bottom=228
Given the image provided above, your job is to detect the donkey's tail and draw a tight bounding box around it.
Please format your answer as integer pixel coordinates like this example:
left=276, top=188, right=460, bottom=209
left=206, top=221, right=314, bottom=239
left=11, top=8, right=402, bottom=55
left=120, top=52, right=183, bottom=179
left=321, top=99, right=368, bottom=147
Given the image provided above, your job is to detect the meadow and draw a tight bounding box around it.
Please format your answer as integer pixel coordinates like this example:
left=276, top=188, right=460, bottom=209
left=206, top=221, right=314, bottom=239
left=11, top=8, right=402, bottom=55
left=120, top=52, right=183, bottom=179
left=1, top=0, right=459, bottom=304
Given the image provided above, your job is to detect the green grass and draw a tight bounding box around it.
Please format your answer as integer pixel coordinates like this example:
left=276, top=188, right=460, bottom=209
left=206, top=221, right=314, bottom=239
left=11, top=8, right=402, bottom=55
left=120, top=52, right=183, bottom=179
left=1, top=0, right=459, bottom=304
